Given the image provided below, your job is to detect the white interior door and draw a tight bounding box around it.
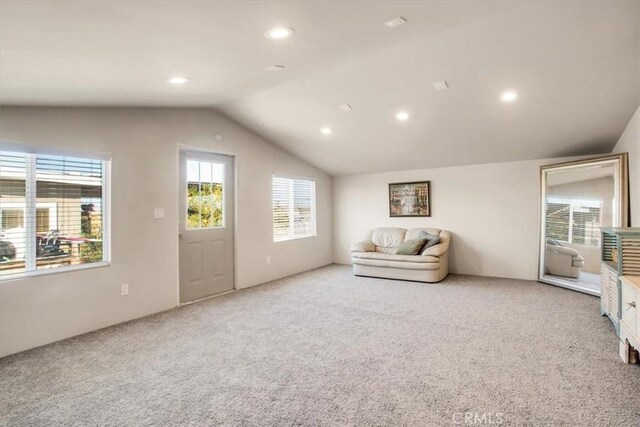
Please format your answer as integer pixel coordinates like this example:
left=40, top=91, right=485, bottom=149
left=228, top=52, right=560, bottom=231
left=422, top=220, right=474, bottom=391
left=179, top=151, right=234, bottom=303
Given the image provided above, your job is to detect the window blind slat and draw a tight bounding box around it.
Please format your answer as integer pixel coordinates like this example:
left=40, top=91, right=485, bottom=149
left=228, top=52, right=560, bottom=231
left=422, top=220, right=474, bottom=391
left=546, top=198, right=601, bottom=247
left=273, top=176, right=316, bottom=242
left=0, top=150, right=108, bottom=277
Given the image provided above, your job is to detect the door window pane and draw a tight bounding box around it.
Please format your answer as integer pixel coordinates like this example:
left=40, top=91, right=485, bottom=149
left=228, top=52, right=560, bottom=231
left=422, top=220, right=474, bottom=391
left=186, top=160, right=224, bottom=229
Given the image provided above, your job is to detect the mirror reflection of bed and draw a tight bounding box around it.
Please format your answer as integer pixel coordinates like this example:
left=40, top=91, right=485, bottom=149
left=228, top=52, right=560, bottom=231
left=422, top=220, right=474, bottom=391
left=540, top=155, right=628, bottom=296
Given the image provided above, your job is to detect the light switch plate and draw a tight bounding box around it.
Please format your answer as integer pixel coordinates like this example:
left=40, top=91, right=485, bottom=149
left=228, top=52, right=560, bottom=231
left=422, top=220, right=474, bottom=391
left=154, top=208, right=165, bottom=219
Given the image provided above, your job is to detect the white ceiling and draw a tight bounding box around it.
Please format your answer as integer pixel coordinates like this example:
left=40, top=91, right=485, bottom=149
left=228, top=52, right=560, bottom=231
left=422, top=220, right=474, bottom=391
left=1, top=1, right=639, bottom=176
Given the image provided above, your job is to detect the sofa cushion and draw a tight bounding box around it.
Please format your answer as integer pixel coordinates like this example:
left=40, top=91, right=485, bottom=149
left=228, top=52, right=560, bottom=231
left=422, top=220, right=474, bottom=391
left=546, top=238, right=560, bottom=246
left=372, top=227, right=406, bottom=249
left=352, top=252, right=439, bottom=263
left=395, top=238, right=428, bottom=255
left=405, top=228, right=441, bottom=241
left=547, top=245, right=580, bottom=257
left=417, top=231, right=441, bottom=250
left=351, top=256, right=441, bottom=270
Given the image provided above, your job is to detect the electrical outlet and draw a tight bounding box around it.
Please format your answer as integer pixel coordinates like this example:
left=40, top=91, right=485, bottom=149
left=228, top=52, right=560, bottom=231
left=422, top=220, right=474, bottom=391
left=121, top=284, right=129, bottom=296
left=266, top=256, right=271, bottom=265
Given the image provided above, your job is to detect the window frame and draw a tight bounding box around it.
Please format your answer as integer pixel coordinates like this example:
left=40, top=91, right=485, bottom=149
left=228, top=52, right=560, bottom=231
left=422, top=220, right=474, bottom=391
left=184, top=158, right=226, bottom=231
left=272, top=175, right=317, bottom=243
left=0, top=144, right=111, bottom=281
left=546, top=197, right=602, bottom=247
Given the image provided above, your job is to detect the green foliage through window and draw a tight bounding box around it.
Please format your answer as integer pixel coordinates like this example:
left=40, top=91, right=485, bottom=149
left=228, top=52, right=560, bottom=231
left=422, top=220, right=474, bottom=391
left=188, top=182, right=223, bottom=228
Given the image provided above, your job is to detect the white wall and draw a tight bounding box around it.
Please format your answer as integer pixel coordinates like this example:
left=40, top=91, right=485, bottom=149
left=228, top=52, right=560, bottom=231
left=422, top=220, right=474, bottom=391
left=612, top=105, right=640, bottom=226
left=332, top=157, right=582, bottom=281
left=0, top=107, right=332, bottom=357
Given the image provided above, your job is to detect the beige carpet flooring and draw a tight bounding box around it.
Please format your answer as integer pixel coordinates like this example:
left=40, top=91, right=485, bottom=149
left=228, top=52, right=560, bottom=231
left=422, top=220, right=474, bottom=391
left=1, top=265, right=639, bottom=426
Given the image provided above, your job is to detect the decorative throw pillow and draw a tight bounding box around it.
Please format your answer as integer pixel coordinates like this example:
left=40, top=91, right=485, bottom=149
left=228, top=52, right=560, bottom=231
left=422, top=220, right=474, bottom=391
left=395, top=238, right=428, bottom=255
left=418, top=232, right=441, bottom=251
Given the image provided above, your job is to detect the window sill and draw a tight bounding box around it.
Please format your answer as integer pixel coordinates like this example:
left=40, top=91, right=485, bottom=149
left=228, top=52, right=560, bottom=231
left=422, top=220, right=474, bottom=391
left=0, top=261, right=111, bottom=283
left=274, top=235, right=317, bottom=243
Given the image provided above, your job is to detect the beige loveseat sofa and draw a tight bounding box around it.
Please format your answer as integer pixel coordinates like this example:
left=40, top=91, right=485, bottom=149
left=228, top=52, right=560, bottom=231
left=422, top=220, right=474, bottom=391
left=350, top=227, right=450, bottom=283
left=545, top=238, right=584, bottom=278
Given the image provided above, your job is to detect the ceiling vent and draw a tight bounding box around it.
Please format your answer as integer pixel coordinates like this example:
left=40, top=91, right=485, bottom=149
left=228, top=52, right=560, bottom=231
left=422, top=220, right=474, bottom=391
left=338, top=104, right=353, bottom=111
left=266, top=65, right=285, bottom=71
left=384, top=17, right=407, bottom=28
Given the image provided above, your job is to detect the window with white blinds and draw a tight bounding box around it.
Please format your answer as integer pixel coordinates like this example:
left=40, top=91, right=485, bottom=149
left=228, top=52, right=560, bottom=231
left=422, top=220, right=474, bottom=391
left=0, top=148, right=109, bottom=278
left=272, top=176, right=316, bottom=242
left=545, top=198, right=602, bottom=247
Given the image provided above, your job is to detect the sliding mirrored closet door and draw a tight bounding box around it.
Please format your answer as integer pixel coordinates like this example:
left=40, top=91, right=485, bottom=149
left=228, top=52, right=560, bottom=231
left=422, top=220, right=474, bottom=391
left=539, top=154, right=629, bottom=295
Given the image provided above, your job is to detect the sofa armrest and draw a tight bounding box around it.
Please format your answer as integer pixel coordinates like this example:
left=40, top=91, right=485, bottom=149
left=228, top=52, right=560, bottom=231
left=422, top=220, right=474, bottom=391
left=545, top=250, right=574, bottom=276
left=350, top=241, right=375, bottom=253
left=421, top=242, right=449, bottom=257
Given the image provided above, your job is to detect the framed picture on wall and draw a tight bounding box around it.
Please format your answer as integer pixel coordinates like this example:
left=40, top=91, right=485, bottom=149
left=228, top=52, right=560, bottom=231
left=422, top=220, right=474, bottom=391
left=388, top=181, right=431, bottom=217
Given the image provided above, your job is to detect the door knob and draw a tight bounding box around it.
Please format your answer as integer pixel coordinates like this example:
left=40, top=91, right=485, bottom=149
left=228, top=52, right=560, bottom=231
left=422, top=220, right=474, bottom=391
left=178, top=233, right=183, bottom=239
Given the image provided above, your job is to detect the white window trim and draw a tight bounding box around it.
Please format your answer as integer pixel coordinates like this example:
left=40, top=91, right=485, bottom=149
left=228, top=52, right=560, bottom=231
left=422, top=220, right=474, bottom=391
left=0, top=261, right=111, bottom=282
left=272, top=175, right=317, bottom=243
left=0, top=147, right=111, bottom=281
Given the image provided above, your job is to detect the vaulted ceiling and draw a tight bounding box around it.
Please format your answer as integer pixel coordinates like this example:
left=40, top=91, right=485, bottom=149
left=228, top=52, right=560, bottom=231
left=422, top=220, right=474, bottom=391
left=1, top=1, right=638, bottom=175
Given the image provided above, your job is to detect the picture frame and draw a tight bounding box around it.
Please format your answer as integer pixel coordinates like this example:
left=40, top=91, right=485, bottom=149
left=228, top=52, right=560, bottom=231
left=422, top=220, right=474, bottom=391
left=388, top=181, right=431, bottom=217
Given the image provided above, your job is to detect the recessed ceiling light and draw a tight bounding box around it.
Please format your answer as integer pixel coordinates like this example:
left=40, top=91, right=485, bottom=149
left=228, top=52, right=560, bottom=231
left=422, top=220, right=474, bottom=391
left=320, top=127, right=332, bottom=135
left=384, top=17, right=407, bottom=28
left=433, top=81, right=449, bottom=91
left=266, top=65, right=286, bottom=71
left=395, top=111, right=410, bottom=121
left=338, top=104, right=353, bottom=112
left=265, top=26, right=295, bottom=40
left=167, top=76, right=190, bottom=85
left=500, top=90, right=519, bottom=102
